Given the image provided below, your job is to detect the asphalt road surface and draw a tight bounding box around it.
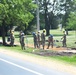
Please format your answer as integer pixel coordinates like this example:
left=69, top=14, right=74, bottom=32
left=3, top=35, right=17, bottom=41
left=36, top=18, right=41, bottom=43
left=0, top=52, right=72, bottom=75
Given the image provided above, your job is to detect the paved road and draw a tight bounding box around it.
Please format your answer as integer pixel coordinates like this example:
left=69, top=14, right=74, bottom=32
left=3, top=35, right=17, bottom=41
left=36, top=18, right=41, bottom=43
left=0, top=52, right=72, bottom=75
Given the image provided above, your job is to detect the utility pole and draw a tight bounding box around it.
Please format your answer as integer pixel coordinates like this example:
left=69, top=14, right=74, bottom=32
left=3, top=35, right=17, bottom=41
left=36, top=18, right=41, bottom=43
left=36, top=0, right=40, bottom=31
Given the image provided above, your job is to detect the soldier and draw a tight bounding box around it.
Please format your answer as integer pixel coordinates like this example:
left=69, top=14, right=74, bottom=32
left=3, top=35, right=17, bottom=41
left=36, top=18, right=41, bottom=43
left=19, top=31, right=23, bottom=44
left=37, top=31, right=41, bottom=48
left=41, top=29, right=46, bottom=50
left=20, top=32, right=25, bottom=50
left=7, top=30, right=11, bottom=42
left=10, top=30, right=15, bottom=46
left=61, top=31, right=67, bottom=47
left=32, top=32, right=38, bottom=48
left=47, top=34, right=53, bottom=49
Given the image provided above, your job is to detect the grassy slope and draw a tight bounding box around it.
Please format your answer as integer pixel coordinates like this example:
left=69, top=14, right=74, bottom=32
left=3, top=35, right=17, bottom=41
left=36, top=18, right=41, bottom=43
left=0, top=45, right=76, bottom=65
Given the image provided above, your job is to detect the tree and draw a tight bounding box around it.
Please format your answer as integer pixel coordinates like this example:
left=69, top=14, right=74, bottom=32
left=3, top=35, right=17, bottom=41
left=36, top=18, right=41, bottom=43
left=66, top=0, right=76, bottom=38
left=67, top=0, right=76, bottom=30
left=67, top=12, right=76, bottom=42
left=0, top=0, right=36, bottom=45
left=59, top=0, right=75, bottom=27
left=67, top=12, right=76, bottom=30
left=58, top=0, right=76, bottom=35
left=37, top=0, right=59, bottom=35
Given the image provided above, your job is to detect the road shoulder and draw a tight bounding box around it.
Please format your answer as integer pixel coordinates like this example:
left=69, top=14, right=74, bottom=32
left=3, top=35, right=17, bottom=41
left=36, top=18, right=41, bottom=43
left=0, top=48, right=76, bottom=75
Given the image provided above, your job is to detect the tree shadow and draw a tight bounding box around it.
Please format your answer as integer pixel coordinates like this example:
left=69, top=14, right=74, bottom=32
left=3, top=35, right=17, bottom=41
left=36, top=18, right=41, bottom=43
left=0, top=42, right=18, bottom=47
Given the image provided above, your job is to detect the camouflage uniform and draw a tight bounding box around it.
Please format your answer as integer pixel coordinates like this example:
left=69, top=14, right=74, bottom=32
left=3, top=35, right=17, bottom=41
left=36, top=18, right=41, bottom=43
left=41, top=30, right=45, bottom=49
left=10, top=31, right=15, bottom=46
left=19, top=31, right=22, bottom=44
left=62, top=33, right=66, bottom=47
left=20, top=32, right=25, bottom=50
left=7, top=30, right=11, bottom=42
left=47, top=34, right=53, bottom=49
left=33, top=32, right=38, bottom=48
left=37, top=31, right=41, bottom=48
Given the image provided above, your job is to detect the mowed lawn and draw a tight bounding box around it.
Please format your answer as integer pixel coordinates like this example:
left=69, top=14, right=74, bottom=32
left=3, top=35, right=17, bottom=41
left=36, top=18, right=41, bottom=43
left=14, top=29, right=76, bottom=48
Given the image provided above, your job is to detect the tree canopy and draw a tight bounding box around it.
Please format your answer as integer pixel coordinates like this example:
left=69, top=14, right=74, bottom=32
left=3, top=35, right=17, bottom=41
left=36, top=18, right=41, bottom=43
left=66, top=0, right=76, bottom=30
left=0, top=0, right=36, bottom=26
left=0, top=0, right=36, bottom=45
left=67, top=12, right=76, bottom=30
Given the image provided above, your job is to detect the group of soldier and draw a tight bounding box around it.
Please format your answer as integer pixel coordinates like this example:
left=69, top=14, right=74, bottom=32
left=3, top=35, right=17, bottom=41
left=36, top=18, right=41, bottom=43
left=7, top=29, right=67, bottom=50
left=7, top=30, right=25, bottom=50
left=32, top=29, right=67, bottom=50
left=32, top=29, right=54, bottom=50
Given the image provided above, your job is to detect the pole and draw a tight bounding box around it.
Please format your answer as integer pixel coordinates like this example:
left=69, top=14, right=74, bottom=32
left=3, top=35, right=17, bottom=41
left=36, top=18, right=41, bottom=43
left=36, top=0, right=40, bottom=31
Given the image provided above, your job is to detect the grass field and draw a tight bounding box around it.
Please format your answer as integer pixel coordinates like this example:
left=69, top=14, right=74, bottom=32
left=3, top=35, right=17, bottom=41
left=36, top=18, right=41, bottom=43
left=0, top=29, right=76, bottom=48
left=13, top=29, right=76, bottom=48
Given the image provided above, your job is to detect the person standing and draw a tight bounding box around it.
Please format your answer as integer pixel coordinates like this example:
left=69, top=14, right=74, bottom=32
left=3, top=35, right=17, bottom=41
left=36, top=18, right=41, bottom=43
left=10, top=30, right=15, bottom=46
left=32, top=32, right=38, bottom=48
left=19, top=31, right=25, bottom=50
left=7, top=30, right=11, bottom=42
left=19, top=31, right=23, bottom=45
left=37, top=31, right=41, bottom=48
left=61, top=31, right=67, bottom=47
left=41, top=29, right=46, bottom=50
left=47, top=34, right=53, bottom=49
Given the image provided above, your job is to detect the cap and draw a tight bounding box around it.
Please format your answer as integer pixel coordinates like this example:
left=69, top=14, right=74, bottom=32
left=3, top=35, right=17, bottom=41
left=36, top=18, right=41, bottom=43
left=50, top=34, right=53, bottom=37
left=32, top=32, right=35, bottom=35
left=21, top=33, right=24, bottom=36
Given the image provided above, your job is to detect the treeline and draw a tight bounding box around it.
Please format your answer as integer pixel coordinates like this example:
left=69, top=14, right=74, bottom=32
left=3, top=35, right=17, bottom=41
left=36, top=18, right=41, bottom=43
left=0, top=0, right=76, bottom=45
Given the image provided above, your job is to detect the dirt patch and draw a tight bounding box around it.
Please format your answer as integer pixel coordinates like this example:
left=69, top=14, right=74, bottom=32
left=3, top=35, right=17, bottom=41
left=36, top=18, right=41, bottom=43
left=33, top=50, right=76, bottom=57
left=27, top=43, right=69, bottom=51
left=26, top=43, right=76, bottom=56
left=71, top=48, right=76, bottom=50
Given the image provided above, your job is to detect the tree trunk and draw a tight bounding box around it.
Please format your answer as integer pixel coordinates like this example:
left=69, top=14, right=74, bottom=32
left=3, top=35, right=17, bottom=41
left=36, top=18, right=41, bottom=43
left=65, top=30, right=68, bottom=35
left=44, top=1, right=50, bottom=36
left=75, top=30, right=76, bottom=44
left=45, top=14, right=50, bottom=36
left=1, top=20, right=6, bottom=45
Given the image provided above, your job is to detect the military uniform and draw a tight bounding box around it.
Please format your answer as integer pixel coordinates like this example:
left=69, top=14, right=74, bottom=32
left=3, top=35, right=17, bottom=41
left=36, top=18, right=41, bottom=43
left=62, top=33, right=66, bottom=47
left=19, top=32, right=25, bottom=50
left=47, top=34, right=53, bottom=49
left=37, top=31, right=41, bottom=48
left=19, top=31, right=22, bottom=44
left=41, top=30, right=45, bottom=49
left=10, top=31, right=15, bottom=46
left=33, top=32, right=38, bottom=48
